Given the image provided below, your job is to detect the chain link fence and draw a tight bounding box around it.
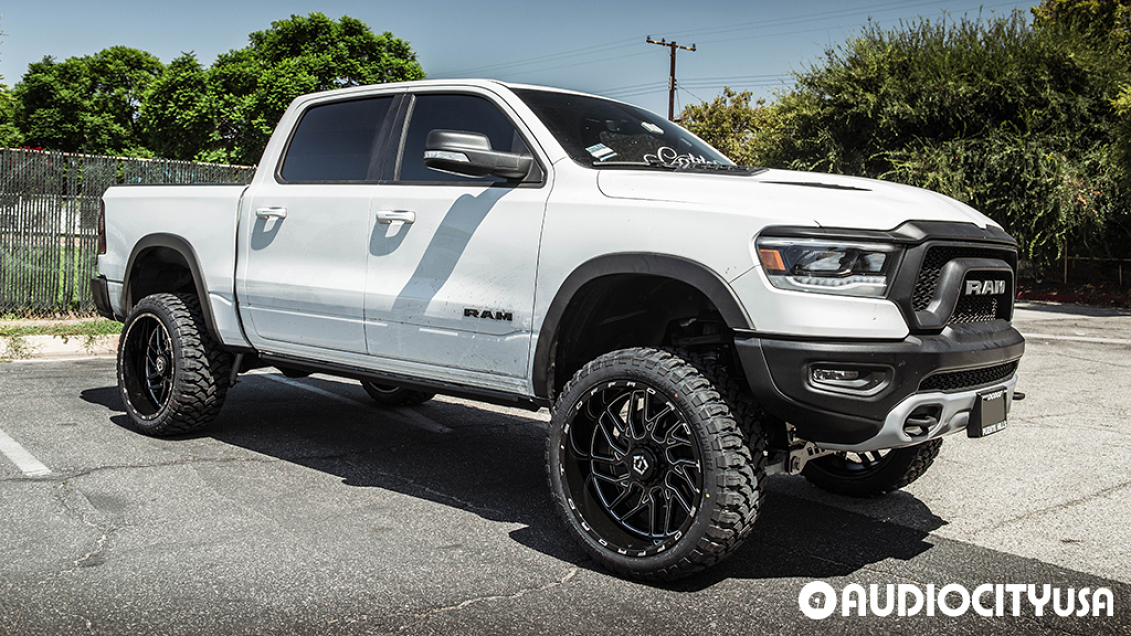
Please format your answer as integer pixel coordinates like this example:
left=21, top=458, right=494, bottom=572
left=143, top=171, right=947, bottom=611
left=0, top=149, right=255, bottom=317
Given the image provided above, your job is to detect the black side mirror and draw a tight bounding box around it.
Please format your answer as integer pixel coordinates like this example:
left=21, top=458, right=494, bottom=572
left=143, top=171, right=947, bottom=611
left=423, top=130, right=533, bottom=180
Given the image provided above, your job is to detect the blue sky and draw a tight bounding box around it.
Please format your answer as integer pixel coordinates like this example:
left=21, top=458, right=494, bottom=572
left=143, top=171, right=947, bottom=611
left=2, top=0, right=1036, bottom=115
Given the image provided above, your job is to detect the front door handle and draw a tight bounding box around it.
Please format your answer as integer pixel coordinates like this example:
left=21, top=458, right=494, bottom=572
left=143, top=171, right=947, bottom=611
left=376, top=210, right=415, bottom=224
left=255, top=206, right=287, bottom=220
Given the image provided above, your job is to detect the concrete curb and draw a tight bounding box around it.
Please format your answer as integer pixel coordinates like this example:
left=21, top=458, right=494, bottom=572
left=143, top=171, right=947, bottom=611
left=0, top=334, right=118, bottom=361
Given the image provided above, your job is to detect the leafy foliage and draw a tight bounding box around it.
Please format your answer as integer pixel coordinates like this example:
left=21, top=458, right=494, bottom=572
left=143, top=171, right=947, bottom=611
left=137, top=53, right=212, bottom=161
left=147, top=12, right=426, bottom=165
left=1115, top=84, right=1131, bottom=173
left=679, top=88, right=764, bottom=167
left=13, top=47, right=163, bottom=156
left=1032, top=0, right=1131, bottom=49
left=685, top=11, right=1131, bottom=268
left=7, top=13, right=423, bottom=165
left=0, top=17, right=16, bottom=147
left=0, top=83, right=19, bottom=148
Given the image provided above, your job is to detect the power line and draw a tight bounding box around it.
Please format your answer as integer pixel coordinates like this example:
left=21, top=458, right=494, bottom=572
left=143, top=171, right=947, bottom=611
left=658, top=0, right=1029, bottom=44
left=428, top=37, right=641, bottom=79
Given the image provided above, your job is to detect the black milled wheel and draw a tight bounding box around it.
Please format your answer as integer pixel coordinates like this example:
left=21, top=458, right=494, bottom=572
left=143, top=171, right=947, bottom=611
left=802, top=439, right=943, bottom=498
left=361, top=381, right=435, bottom=406
left=117, top=293, right=232, bottom=436
left=547, top=347, right=764, bottom=581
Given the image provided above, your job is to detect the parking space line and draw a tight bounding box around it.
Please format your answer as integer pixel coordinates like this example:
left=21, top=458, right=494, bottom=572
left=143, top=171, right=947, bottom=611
left=0, top=428, right=51, bottom=477
left=251, top=372, right=453, bottom=435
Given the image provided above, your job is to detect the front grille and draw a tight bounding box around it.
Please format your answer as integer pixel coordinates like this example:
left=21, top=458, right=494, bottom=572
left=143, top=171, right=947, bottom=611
left=912, top=246, right=1013, bottom=311
left=950, top=294, right=1000, bottom=324
left=919, top=361, right=1018, bottom=392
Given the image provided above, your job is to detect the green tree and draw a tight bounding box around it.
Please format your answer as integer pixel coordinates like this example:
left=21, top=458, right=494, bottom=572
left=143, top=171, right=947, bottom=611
left=13, top=46, right=162, bottom=155
left=0, top=82, right=20, bottom=148
left=679, top=88, right=763, bottom=166
left=137, top=53, right=212, bottom=160
left=1115, top=84, right=1131, bottom=173
left=735, top=11, right=1130, bottom=267
left=1032, top=0, right=1131, bottom=48
left=184, top=13, right=425, bottom=164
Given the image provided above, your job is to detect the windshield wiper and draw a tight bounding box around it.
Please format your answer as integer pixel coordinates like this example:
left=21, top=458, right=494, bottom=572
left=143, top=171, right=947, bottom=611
left=595, top=159, right=678, bottom=171
left=672, top=162, right=766, bottom=175
left=593, top=158, right=766, bottom=174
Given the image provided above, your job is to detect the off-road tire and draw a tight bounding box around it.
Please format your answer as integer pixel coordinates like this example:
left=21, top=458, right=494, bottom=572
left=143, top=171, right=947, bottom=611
left=117, top=292, right=232, bottom=436
left=802, top=438, right=943, bottom=498
left=547, top=347, right=765, bottom=581
left=361, top=381, right=435, bottom=406
left=674, top=348, right=768, bottom=542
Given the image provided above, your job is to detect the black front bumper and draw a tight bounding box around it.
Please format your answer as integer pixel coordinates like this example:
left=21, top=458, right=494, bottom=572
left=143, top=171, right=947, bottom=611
left=735, top=321, right=1025, bottom=446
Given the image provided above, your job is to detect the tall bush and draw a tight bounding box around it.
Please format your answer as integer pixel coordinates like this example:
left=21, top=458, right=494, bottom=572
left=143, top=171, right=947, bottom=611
left=732, top=11, right=1130, bottom=269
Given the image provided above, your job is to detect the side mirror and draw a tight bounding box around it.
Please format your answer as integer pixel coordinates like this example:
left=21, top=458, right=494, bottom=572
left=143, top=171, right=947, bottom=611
left=423, top=130, right=533, bottom=180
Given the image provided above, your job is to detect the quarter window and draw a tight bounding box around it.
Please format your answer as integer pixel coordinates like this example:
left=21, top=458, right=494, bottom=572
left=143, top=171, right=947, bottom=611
left=280, top=96, right=394, bottom=182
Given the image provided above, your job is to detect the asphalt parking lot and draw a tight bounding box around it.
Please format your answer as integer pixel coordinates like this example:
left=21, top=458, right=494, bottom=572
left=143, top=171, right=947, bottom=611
left=1, top=301, right=1129, bottom=635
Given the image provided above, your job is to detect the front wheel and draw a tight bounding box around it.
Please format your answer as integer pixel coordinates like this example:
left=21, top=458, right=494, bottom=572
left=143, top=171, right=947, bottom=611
left=117, top=292, right=232, bottom=436
left=547, top=348, right=764, bottom=581
left=802, top=439, right=943, bottom=498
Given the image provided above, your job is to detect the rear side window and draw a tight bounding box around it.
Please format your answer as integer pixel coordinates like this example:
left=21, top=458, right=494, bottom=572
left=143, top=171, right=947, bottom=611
left=280, top=96, right=394, bottom=182
left=398, top=94, right=531, bottom=183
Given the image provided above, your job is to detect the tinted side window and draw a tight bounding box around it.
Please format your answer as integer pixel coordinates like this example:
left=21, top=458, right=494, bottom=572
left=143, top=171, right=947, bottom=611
left=280, top=96, right=394, bottom=182
left=398, top=94, right=530, bottom=183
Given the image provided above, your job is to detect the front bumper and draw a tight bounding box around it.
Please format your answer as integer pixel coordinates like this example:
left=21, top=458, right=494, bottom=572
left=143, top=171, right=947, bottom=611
left=735, top=321, right=1025, bottom=451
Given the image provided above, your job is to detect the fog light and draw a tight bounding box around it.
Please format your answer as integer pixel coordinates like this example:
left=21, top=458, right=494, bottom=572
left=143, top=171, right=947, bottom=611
left=808, top=364, right=891, bottom=396
left=812, top=368, right=860, bottom=383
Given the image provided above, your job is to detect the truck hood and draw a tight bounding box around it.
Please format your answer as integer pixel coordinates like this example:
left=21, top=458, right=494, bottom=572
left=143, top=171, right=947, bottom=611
left=596, top=168, right=996, bottom=231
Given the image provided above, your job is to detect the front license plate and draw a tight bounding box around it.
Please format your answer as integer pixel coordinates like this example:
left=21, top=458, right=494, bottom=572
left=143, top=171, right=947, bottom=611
left=968, top=387, right=1008, bottom=438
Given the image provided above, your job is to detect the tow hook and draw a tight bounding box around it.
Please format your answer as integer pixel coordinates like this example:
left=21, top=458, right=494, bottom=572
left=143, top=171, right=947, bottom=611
left=765, top=442, right=832, bottom=476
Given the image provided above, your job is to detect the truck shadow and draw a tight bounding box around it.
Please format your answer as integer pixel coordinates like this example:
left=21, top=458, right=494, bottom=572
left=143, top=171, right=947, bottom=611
left=81, top=372, right=947, bottom=588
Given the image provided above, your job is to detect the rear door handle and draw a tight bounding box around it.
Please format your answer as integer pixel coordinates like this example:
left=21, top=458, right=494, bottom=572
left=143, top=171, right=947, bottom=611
left=376, top=210, right=415, bottom=224
left=255, top=206, right=287, bottom=220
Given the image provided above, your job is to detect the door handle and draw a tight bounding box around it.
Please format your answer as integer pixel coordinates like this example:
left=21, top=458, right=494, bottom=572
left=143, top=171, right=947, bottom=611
left=256, top=206, right=287, bottom=220
left=376, top=210, right=415, bottom=224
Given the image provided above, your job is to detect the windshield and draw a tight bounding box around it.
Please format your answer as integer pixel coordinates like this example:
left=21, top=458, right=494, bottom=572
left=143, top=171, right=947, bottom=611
left=514, top=88, right=738, bottom=170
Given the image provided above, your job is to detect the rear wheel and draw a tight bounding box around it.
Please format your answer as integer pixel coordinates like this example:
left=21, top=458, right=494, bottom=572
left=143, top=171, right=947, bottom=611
left=361, top=381, right=435, bottom=406
left=548, top=347, right=764, bottom=581
left=117, top=293, right=232, bottom=436
left=802, top=439, right=943, bottom=498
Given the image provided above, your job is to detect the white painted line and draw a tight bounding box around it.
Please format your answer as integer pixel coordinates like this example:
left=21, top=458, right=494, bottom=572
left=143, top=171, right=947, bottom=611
left=0, top=428, right=51, bottom=477
left=255, top=371, right=369, bottom=406
left=252, top=372, right=452, bottom=435
left=1022, top=333, right=1131, bottom=346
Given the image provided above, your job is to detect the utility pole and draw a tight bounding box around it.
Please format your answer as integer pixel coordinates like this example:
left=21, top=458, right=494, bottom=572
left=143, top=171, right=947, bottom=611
left=646, top=36, right=696, bottom=121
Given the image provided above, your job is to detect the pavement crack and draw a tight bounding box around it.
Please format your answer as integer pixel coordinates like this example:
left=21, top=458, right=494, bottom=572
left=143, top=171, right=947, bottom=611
left=51, top=607, right=94, bottom=634
left=394, top=568, right=580, bottom=633
left=976, top=480, right=1131, bottom=534
left=38, top=482, right=129, bottom=586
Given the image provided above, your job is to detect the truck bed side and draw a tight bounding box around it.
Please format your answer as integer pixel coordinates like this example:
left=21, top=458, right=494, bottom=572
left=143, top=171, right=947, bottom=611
left=100, top=183, right=251, bottom=348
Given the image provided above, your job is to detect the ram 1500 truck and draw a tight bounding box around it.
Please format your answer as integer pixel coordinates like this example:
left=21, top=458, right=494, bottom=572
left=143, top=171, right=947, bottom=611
left=94, top=79, right=1025, bottom=581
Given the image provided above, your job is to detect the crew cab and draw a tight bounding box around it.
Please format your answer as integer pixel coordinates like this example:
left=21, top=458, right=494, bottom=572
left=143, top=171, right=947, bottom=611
left=94, top=79, right=1024, bottom=581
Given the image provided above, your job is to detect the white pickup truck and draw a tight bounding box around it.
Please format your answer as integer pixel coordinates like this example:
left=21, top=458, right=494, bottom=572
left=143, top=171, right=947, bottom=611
left=94, top=79, right=1025, bottom=581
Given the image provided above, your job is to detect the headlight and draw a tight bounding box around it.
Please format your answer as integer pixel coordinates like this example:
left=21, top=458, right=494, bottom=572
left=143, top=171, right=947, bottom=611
left=755, top=237, right=900, bottom=298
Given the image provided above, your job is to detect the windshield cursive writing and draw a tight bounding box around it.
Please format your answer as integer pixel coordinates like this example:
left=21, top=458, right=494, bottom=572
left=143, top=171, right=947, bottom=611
left=643, top=146, right=723, bottom=168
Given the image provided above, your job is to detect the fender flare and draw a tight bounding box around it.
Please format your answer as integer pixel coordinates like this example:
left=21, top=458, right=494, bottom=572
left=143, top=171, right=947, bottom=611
left=122, top=233, right=219, bottom=341
left=531, top=253, right=754, bottom=400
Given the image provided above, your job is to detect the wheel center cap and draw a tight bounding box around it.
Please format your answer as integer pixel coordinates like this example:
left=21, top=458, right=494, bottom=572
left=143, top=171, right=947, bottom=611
left=633, top=454, right=650, bottom=475
left=155, top=356, right=168, bottom=375
left=629, top=448, right=658, bottom=480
